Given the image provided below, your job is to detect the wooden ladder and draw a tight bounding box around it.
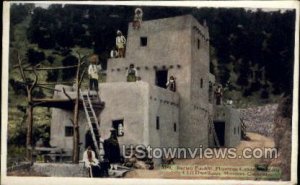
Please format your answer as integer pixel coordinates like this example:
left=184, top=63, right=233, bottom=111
left=209, top=117, right=220, bottom=148
left=80, top=90, right=104, bottom=160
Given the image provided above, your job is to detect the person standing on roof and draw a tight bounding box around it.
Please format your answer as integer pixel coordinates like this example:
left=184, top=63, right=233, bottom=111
left=88, top=54, right=101, bottom=93
left=166, top=76, right=176, bottom=92
left=116, top=30, right=126, bottom=58
left=133, top=8, right=143, bottom=30
left=126, top=64, right=138, bottom=82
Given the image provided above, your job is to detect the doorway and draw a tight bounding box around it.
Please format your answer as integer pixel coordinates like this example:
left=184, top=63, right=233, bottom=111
left=155, top=70, right=168, bottom=88
left=85, top=130, right=96, bottom=152
left=213, top=121, right=225, bottom=146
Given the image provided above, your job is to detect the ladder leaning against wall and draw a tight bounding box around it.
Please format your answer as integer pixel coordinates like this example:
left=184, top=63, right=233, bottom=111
left=80, top=89, right=104, bottom=160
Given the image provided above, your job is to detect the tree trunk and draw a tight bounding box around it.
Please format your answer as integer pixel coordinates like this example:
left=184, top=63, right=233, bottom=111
left=72, top=57, right=81, bottom=163
left=26, top=94, right=33, bottom=161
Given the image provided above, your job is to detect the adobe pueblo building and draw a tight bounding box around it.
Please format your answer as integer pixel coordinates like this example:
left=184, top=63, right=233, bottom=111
left=50, top=15, right=241, bottom=162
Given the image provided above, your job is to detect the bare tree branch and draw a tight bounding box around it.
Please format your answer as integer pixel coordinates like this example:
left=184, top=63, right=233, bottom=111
left=62, top=87, right=73, bottom=101
left=78, top=67, right=87, bottom=86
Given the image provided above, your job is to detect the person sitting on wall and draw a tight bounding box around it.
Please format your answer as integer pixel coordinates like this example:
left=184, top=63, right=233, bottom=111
left=166, top=76, right=176, bottom=92
left=126, top=64, right=139, bottom=82
left=133, top=8, right=143, bottom=30
left=116, top=30, right=126, bottom=58
left=214, top=84, right=223, bottom=105
left=103, top=128, right=121, bottom=170
left=110, top=46, right=119, bottom=58
left=88, top=54, right=102, bottom=93
left=82, top=146, right=101, bottom=177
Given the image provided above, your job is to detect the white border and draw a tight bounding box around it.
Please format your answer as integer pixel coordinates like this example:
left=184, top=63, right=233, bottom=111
left=2, top=1, right=299, bottom=185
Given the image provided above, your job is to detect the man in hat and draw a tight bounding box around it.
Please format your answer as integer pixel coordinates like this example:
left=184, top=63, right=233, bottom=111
left=116, top=30, right=126, bottom=58
left=88, top=54, right=102, bottom=93
left=133, top=8, right=143, bottom=29
left=126, top=64, right=138, bottom=82
left=103, top=128, right=121, bottom=170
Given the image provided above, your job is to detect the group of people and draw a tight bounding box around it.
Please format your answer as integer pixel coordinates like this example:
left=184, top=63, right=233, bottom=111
left=110, top=8, right=143, bottom=59
left=82, top=128, right=121, bottom=178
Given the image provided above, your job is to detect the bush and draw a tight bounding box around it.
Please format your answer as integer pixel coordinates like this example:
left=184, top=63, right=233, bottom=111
left=46, top=70, right=59, bottom=82
left=26, top=49, right=45, bottom=66
left=61, top=55, right=77, bottom=80
left=260, top=89, right=269, bottom=99
left=47, top=55, right=55, bottom=64
left=32, top=88, right=46, bottom=98
left=242, top=88, right=252, bottom=97
left=9, top=78, right=27, bottom=95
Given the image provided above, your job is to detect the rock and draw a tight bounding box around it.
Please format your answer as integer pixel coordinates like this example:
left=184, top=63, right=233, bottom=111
left=134, top=161, right=148, bottom=169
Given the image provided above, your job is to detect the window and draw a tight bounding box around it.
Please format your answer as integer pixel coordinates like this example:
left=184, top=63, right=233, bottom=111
left=155, top=70, right=168, bottom=88
left=209, top=81, right=213, bottom=103
left=197, top=38, right=200, bottom=49
left=112, top=119, right=124, bottom=136
left=200, top=78, right=203, bottom=88
left=140, top=37, right=147, bottom=46
left=234, top=127, right=236, bottom=135
left=174, top=123, right=177, bottom=132
left=65, top=126, right=73, bottom=137
left=156, top=116, right=160, bottom=130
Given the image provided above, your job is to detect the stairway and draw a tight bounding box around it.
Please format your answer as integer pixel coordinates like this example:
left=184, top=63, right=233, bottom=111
left=209, top=117, right=220, bottom=148
left=80, top=90, right=104, bottom=160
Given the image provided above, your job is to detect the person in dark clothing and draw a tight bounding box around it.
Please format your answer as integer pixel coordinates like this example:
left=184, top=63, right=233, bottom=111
left=214, top=85, right=223, bottom=105
left=103, top=129, right=121, bottom=170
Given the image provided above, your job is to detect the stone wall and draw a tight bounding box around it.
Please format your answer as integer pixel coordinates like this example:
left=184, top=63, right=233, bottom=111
left=32, top=163, right=88, bottom=177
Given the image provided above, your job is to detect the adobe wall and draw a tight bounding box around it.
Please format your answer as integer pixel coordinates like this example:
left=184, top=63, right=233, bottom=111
left=99, top=81, right=179, bottom=149
left=213, top=105, right=241, bottom=147
left=148, top=84, right=180, bottom=149
left=98, top=82, right=148, bottom=147
left=179, top=16, right=211, bottom=149
left=50, top=85, right=89, bottom=159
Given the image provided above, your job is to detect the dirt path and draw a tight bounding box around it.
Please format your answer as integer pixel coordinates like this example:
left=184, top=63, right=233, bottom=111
left=125, top=132, right=276, bottom=179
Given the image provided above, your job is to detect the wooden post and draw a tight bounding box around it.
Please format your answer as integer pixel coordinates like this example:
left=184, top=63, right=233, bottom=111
left=18, top=54, right=38, bottom=161
left=72, top=52, right=87, bottom=163
left=72, top=54, right=81, bottom=163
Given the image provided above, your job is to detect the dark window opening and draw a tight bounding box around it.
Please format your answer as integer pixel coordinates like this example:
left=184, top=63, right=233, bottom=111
left=156, top=116, right=160, bottom=130
left=65, top=126, right=73, bottom=137
left=209, top=81, right=213, bottom=103
left=197, top=39, right=200, bottom=49
left=214, top=121, right=225, bottom=146
left=200, top=78, right=203, bottom=88
left=174, top=123, right=177, bottom=132
left=112, top=119, right=124, bottom=136
left=234, top=127, right=236, bottom=135
left=155, top=70, right=168, bottom=88
left=140, top=37, right=147, bottom=46
left=85, top=130, right=96, bottom=152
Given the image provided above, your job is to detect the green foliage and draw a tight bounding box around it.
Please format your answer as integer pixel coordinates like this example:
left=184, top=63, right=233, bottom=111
left=32, top=87, right=46, bottom=98
left=61, top=55, right=77, bottom=80
left=26, top=48, right=45, bottom=65
left=9, top=78, right=27, bottom=95
left=46, top=70, right=59, bottom=82
left=46, top=55, right=55, bottom=64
